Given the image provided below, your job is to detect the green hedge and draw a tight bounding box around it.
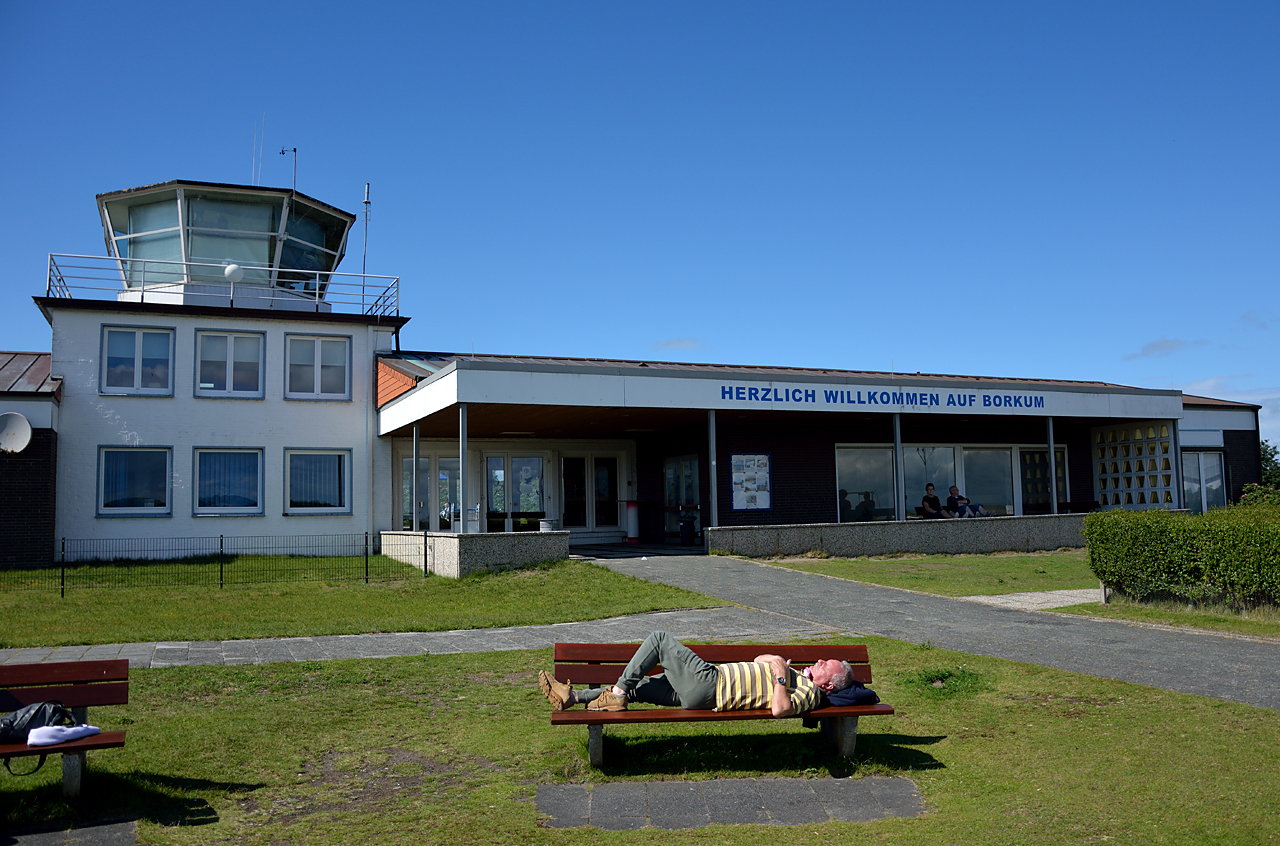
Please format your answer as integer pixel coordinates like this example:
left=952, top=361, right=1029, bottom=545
left=1083, top=508, right=1280, bottom=607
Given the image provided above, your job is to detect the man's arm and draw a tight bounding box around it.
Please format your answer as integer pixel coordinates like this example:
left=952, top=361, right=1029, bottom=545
left=754, top=655, right=796, bottom=717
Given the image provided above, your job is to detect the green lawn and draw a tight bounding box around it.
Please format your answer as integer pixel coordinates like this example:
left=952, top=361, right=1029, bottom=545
left=0, top=561, right=717, bottom=648
left=3, top=639, right=1276, bottom=844
left=768, top=549, right=1097, bottom=596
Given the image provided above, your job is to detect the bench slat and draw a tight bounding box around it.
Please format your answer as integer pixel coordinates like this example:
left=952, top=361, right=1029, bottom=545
left=0, top=682, right=130, bottom=711
left=553, top=643, right=870, bottom=664
left=550, top=703, right=895, bottom=726
left=0, top=730, right=127, bottom=759
left=554, top=663, right=874, bottom=686
left=0, top=660, right=129, bottom=687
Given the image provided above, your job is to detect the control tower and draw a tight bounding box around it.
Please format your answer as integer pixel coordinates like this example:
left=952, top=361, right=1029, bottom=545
left=88, top=180, right=361, bottom=312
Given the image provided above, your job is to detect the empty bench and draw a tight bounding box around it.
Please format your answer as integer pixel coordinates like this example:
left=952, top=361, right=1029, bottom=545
left=0, top=660, right=129, bottom=797
left=548, top=643, right=893, bottom=766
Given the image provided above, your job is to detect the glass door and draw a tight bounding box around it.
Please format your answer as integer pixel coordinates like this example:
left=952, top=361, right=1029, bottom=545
left=401, top=456, right=432, bottom=529
left=562, top=457, right=588, bottom=527
left=438, top=456, right=460, bottom=531
left=663, top=456, right=699, bottom=537
left=594, top=457, right=619, bottom=527
left=1182, top=452, right=1226, bottom=515
left=485, top=454, right=547, bottom=532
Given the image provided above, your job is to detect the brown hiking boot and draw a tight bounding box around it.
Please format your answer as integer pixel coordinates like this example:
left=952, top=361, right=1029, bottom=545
left=538, top=670, right=573, bottom=710
left=586, top=689, right=628, bottom=711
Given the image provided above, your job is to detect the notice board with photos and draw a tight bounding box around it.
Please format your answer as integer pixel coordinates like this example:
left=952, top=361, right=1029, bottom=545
left=731, top=453, right=772, bottom=510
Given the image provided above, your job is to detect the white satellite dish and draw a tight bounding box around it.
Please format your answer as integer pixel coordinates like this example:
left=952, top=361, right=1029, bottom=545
left=0, top=412, right=32, bottom=454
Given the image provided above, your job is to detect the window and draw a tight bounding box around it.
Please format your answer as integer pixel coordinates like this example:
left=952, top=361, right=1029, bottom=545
left=195, top=449, right=263, bottom=515
left=286, top=335, right=349, bottom=399
left=835, top=447, right=895, bottom=522
left=285, top=449, right=351, bottom=514
left=102, top=327, right=173, bottom=395
left=1182, top=451, right=1226, bottom=515
left=99, top=447, right=171, bottom=516
left=196, top=332, right=264, bottom=397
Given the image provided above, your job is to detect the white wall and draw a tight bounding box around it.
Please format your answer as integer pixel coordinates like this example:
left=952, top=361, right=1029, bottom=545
left=49, top=305, right=394, bottom=542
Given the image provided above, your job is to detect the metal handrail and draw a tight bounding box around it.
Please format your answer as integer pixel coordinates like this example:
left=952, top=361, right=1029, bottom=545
left=44, top=253, right=400, bottom=317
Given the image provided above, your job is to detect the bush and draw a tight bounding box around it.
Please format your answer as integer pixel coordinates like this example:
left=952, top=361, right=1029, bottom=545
left=1237, top=483, right=1280, bottom=508
left=1084, top=509, right=1280, bottom=608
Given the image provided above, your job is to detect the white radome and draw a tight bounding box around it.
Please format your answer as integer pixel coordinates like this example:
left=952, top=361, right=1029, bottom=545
left=224, top=264, right=244, bottom=284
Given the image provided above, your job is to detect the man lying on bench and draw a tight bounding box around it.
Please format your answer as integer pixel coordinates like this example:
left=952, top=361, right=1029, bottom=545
left=538, top=630, right=856, bottom=717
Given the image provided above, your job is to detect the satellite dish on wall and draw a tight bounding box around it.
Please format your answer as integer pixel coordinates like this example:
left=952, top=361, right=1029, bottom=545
left=0, top=412, right=33, bottom=454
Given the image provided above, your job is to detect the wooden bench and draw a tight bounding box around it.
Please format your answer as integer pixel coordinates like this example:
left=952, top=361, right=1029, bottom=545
left=548, top=643, right=893, bottom=766
left=0, top=660, right=129, bottom=797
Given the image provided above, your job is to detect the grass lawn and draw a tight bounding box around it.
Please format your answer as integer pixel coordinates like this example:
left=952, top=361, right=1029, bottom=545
left=3, top=638, right=1275, bottom=844
left=767, top=549, right=1097, bottom=596
left=1054, top=595, right=1280, bottom=641
left=0, top=561, right=717, bottom=648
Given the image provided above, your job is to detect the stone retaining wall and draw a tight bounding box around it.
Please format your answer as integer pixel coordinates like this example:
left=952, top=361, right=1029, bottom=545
left=380, top=530, right=570, bottom=579
left=706, top=514, right=1086, bottom=559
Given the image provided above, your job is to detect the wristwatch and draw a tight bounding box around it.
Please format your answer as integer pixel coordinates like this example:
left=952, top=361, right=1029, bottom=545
left=775, top=676, right=787, bottom=685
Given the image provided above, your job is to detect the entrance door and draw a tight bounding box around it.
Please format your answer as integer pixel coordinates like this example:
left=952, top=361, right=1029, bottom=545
left=485, top=454, right=547, bottom=532
left=663, top=456, right=699, bottom=538
left=562, top=455, right=621, bottom=530
left=401, top=456, right=432, bottom=529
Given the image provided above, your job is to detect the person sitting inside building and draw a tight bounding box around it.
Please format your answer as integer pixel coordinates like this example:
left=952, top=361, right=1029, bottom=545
left=851, top=491, right=877, bottom=521
left=538, top=630, right=855, bottom=717
left=947, top=485, right=990, bottom=517
left=921, top=483, right=949, bottom=518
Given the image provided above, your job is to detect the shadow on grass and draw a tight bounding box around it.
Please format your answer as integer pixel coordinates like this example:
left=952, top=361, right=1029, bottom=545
left=1, top=771, right=265, bottom=835
left=593, top=730, right=945, bottom=778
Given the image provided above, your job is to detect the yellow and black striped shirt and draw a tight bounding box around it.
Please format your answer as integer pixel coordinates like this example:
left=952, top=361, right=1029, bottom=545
left=714, top=662, right=820, bottom=713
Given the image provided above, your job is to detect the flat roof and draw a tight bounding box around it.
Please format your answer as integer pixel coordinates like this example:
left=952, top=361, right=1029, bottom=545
left=0, top=352, right=59, bottom=396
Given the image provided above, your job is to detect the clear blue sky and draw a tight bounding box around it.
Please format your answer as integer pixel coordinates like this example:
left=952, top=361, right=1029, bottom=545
left=2, top=2, right=1276, bottom=443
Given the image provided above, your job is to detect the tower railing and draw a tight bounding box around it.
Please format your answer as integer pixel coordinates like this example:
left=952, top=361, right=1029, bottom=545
left=45, top=254, right=399, bottom=317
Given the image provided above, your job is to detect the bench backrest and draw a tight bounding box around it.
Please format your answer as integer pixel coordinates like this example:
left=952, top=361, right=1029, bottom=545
left=553, top=643, right=874, bottom=687
left=0, top=660, right=129, bottom=711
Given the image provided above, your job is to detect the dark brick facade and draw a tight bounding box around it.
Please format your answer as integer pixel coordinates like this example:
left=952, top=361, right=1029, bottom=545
left=632, top=411, right=1098, bottom=539
left=0, top=428, right=56, bottom=567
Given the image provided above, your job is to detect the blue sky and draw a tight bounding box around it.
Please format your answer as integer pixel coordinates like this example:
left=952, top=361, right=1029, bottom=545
left=2, top=2, right=1276, bottom=443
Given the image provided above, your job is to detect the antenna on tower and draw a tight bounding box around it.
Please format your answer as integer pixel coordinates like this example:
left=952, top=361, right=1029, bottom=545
left=279, top=147, right=297, bottom=191
left=361, top=183, right=371, bottom=282
left=256, top=114, right=266, bottom=185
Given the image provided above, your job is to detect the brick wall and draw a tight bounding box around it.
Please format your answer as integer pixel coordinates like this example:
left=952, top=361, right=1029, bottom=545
left=0, top=429, right=56, bottom=567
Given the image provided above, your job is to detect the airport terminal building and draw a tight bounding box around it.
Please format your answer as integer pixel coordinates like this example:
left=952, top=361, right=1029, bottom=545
left=0, top=179, right=1263, bottom=563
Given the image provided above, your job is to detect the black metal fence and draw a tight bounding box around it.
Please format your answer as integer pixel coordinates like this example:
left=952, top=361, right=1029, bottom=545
left=0, top=533, right=423, bottom=593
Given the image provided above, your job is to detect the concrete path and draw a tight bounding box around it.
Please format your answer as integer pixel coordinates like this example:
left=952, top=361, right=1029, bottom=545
left=596, top=555, right=1280, bottom=711
left=955, top=587, right=1101, bottom=611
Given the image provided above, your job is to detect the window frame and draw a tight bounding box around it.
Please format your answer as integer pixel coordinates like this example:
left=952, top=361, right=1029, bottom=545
left=283, top=448, right=353, bottom=515
left=97, top=446, right=173, bottom=517
left=193, top=330, right=266, bottom=399
left=283, top=334, right=351, bottom=401
left=100, top=325, right=175, bottom=396
left=192, top=447, right=265, bottom=517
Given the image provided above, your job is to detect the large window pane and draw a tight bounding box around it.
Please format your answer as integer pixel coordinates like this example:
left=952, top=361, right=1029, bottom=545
left=288, top=453, right=345, bottom=509
left=1020, top=448, right=1068, bottom=513
left=595, top=457, right=619, bottom=527
left=1202, top=453, right=1226, bottom=511
left=187, top=196, right=279, bottom=233
left=513, top=457, right=544, bottom=514
left=319, top=340, right=346, bottom=394
left=101, top=449, right=168, bottom=511
left=962, top=449, right=1013, bottom=515
left=200, top=334, right=228, bottom=391
left=835, top=448, right=895, bottom=522
left=438, top=457, right=460, bottom=531
left=232, top=336, right=261, bottom=392
left=903, top=446, right=954, bottom=517
left=105, top=330, right=135, bottom=388
left=197, top=451, right=260, bottom=510
left=562, top=457, right=587, bottom=527
left=288, top=338, right=315, bottom=394
left=140, top=332, right=170, bottom=389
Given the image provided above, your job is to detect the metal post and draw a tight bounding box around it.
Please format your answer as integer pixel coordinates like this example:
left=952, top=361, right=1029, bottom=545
left=219, top=535, right=225, bottom=588
left=365, top=532, right=370, bottom=583
left=892, top=413, right=905, bottom=521
left=1047, top=417, right=1059, bottom=514
left=707, top=410, right=719, bottom=529
left=60, top=538, right=65, bottom=599
left=459, top=403, right=468, bottom=534
left=412, top=423, right=420, bottom=532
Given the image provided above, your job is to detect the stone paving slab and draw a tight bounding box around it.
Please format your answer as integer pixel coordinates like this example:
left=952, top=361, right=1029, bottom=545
left=0, top=607, right=835, bottom=669
left=536, top=777, right=923, bottom=828
left=957, top=587, right=1101, bottom=611
left=5, top=819, right=135, bottom=846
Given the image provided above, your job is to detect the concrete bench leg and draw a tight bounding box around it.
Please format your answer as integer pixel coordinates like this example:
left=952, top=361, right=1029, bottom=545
left=62, top=751, right=85, bottom=798
left=588, top=725, right=603, bottom=767
left=820, top=715, right=859, bottom=757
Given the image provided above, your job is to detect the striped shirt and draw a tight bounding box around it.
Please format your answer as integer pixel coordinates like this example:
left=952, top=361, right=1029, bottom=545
left=714, top=662, right=821, bottom=714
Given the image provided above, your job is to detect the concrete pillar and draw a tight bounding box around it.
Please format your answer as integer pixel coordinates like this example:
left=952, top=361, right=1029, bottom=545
left=707, top=410, right=719, bottom=530
left=820, top=715, right=860, bottom=756
left=411, top=422, right=420, bottom=532
left=459, top=403, right=468, bottom=533
left=588, top=725, right=603, bottom=767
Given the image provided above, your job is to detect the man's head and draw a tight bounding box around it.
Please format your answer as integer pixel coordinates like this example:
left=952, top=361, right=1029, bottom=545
left=949, top=486, right=959, bottom=496
left=808, top=659, right=856, bottom=692
left=925, top=484, right=935, bottom=494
